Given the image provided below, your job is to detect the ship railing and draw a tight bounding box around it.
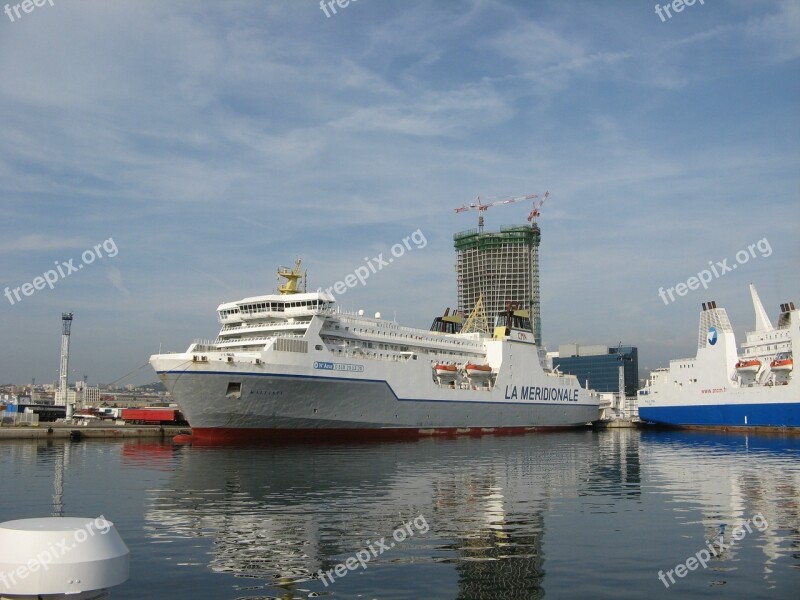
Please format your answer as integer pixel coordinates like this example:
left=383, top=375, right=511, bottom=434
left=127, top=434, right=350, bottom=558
left=326, top=308, right=486, bottom=343
left=190, top=340, right=219, bottom=352
left=323, top=324, right=484, bottom=351
left=215, top=334, right=306, bottom=346
left=338, top=350, right=414, bottom=363
left=219, top=322, right=310, bottom=335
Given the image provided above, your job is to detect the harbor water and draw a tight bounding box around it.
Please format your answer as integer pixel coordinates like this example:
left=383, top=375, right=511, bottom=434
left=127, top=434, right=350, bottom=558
left=1, top=429, right=799, bottom=599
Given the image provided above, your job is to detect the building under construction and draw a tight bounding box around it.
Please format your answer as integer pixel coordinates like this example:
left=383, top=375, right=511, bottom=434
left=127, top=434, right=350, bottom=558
left=454, top=222, right=543, bottom=345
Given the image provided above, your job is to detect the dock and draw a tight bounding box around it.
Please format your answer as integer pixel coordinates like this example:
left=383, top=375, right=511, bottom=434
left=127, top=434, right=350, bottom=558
left=0, top=423, right=189, bottom=440
left=593, top=418, right=640, bottom=429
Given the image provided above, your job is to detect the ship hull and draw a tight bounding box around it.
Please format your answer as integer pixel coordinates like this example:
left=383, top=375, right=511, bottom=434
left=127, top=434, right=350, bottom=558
left=639, top=401, right=800, bottom=429
left=155, top=369, right=599, bottom=442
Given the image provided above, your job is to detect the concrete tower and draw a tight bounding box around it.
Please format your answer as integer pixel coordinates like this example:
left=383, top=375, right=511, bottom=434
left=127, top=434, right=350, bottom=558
left=58, top=312, right=74, bottom=418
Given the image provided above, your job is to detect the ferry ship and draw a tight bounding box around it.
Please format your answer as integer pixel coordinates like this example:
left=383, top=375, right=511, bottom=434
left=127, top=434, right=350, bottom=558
left=638, top=284, right=800, bottom=429
left=149, top=260, right=600, bottom=442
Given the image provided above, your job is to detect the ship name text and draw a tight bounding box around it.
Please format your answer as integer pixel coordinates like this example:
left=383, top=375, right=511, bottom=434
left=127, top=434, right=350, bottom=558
left=504, top=385, right=579, bottom=402
left=314, top=361, right=365, bottom=373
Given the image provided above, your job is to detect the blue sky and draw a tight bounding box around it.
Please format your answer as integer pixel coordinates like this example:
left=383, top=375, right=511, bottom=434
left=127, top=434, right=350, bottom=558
left=1, top=0, right=798, bottom=386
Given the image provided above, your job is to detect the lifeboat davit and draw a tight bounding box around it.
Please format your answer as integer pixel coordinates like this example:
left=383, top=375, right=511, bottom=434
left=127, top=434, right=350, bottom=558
left=434, top=364, right=458, bottom=379
left=771, top=358, right=793, bottom=371
left=464, top=363, right=493, bottom=377
left=735, top=359, right=762, bottom=373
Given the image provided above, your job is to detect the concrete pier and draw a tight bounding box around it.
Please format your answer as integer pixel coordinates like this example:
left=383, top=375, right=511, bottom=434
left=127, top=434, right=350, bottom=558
left=0, top=423, right=188, bottom=440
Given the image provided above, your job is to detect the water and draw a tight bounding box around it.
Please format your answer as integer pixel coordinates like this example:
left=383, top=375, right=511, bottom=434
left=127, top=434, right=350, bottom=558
left=2, top=429, right=799, bottom=599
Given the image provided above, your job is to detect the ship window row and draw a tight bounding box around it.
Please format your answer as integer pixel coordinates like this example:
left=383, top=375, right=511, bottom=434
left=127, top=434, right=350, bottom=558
left=755, top=333, right=789, bottom=341
left=329, top=348, right=416, bottom=362
left=745, top=344, right=782, bottom=352
left=238, top=300, right=328, bottom=313
left=220, top=320, right=309, bottom=331
left=319, top=337, right=481, bottom=360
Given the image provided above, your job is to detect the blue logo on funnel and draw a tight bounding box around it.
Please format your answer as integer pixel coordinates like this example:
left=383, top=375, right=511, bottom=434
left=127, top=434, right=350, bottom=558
left=708, top=326, right=718, bottom=346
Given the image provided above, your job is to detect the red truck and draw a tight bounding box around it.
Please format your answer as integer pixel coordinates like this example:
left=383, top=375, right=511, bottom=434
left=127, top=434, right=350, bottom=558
left=121, top=408, right=188, bottom=425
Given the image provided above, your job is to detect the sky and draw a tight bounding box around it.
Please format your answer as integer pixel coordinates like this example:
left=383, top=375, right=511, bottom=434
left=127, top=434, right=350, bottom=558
left=0, top=0, right=798, bottom=386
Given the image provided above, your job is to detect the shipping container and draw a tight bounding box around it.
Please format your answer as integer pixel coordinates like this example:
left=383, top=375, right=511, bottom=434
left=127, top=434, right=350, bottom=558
left=121, top=408, right=187, bottom=425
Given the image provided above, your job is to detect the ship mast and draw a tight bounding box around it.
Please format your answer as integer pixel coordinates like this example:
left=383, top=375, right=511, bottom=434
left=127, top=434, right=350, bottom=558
left=277, top=258, right=307, bottom=295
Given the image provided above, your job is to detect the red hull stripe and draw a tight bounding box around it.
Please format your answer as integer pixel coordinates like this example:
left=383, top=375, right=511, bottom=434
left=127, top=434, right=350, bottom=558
left=187, top=425, right=586, bottom=444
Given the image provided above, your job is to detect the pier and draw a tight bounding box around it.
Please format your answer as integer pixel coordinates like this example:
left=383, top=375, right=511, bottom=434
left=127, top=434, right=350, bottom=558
left=0, top=423, right=188, bottom=440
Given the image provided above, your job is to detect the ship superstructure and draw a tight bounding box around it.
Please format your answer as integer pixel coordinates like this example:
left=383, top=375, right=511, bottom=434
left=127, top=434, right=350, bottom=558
left=638, top=284, right=799, bottom=429
left=150, top=260, right=600, bottom=441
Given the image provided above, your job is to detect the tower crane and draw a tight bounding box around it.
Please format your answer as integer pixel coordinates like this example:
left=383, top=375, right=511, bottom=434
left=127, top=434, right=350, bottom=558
left=455, top=193, right=539, bottom=233
left=527, top=191, right=550, bottom=223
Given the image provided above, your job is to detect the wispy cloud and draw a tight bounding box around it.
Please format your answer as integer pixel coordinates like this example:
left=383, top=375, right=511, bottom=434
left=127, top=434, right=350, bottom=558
left=0, top=235, right=89, bottom=253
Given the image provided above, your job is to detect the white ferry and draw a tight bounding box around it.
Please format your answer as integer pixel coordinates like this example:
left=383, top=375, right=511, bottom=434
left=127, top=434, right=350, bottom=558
left=149, top=260, right=600, bottom=442
left=639, top=284, right=799, bottom=429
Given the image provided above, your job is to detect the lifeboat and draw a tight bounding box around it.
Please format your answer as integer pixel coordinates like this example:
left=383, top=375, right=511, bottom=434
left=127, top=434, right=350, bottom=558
left=464, top=363, right=493, bottom=377
left=434, top=364, right=458, bottom=379
left=735, top=359, right=762, bottom=373
left=771, top=357, right=793, bottom=371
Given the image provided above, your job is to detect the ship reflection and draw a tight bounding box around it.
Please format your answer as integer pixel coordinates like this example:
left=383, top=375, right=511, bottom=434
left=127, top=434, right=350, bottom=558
left=140, top=432, right=639, bottom=598
left=640, top=430, right=800, bottom=586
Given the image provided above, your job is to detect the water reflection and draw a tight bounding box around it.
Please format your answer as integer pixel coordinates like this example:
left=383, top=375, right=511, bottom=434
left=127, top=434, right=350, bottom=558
left=639, top=430, right=800, bottom=588
left=0, top=430, right=800, bottom=600
left=3, top=429, right=799, bottom=597
left=141, top=432, right=645, bottom=598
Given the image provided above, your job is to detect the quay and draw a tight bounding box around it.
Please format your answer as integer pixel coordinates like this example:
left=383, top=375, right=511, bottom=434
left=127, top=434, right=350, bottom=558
left=0, top=423, right=188, bottom=440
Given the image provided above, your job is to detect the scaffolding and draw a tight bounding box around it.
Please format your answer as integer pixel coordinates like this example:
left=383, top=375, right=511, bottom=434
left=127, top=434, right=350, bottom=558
left=454, top=224, right=541, bottom=345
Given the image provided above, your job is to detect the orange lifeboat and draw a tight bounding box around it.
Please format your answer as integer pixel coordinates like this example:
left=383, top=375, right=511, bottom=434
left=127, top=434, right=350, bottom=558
left=771, top=357, right=793, bottom=371
left=735, top=359, right=762, bottom=373
left=434, top=364, right=458, bottom=379
left=464, top=363, right=492, bottom=377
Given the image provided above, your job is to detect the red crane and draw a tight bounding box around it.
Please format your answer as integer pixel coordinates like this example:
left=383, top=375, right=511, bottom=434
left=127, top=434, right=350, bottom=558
left=527, top=191, right=550, bottom=223
left=455, top=193, right=539, bottom=232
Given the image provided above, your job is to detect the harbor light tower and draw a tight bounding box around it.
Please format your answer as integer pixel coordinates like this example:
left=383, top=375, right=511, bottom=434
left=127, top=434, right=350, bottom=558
left=58, top=312, right=74, bottom=419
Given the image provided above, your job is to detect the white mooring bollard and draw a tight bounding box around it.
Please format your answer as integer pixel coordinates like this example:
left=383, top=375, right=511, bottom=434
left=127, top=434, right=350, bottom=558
left=0, top=517, right=129, bottom=600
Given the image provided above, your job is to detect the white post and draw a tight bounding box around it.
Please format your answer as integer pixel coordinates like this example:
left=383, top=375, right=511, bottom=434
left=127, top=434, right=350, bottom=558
left=59, top=313, right=74, bottom=419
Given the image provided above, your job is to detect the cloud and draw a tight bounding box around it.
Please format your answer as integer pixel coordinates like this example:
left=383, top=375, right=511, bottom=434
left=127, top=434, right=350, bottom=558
left=743, top=0, right=800, bottom=62
left=0, top=235, right=89, bottom=253
left=106, top=267, right=130, bottom=296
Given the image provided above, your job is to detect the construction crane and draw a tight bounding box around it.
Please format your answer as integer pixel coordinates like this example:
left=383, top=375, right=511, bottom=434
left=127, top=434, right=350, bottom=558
left=455, top=193, right=539, bottom=233
left=527, top=191, right=550, bottom=223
